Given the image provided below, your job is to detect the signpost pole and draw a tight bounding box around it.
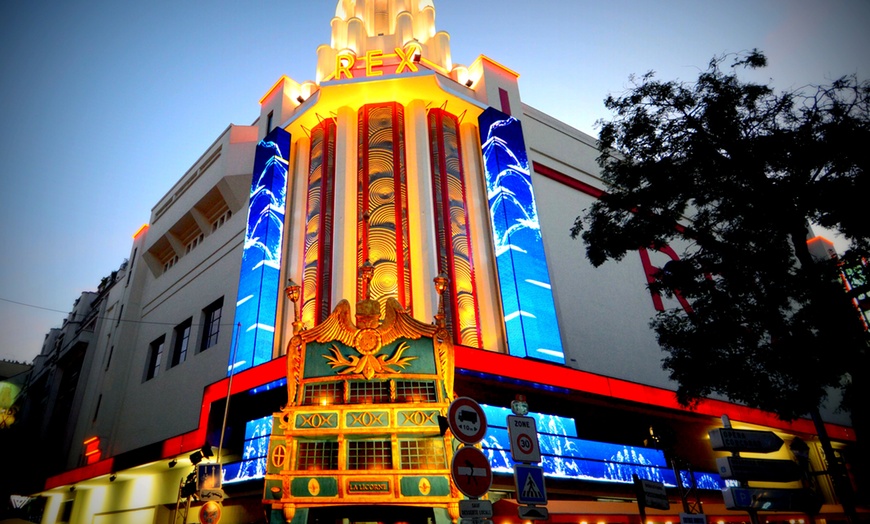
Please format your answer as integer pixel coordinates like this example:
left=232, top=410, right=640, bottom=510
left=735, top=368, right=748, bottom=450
left=633, top=474, right=647, bottom=524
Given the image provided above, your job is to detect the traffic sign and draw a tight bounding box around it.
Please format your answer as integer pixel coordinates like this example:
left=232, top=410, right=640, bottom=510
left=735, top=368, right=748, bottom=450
left=514, top=464, right=547, bottom=505
left=448, top=397, right=488, bottom=444
left=716, top=456, right=802, bottom=482
left=517, top=506, right=549, bottom=520
left=507, top=415, right=541, bottom=463
left=722, top=487, right=822, bottom=513
left=451, top=446, right=493, bottom=498
left=634, top=477, right=670, bottom=510
left=459, top=499, right=493, bottom=519
left=708, top=428, right=784, bottom=453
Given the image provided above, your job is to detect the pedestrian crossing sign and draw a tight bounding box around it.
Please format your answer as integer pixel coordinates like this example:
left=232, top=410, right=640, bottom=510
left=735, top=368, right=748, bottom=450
left=514, top=464, right=547, bottom=505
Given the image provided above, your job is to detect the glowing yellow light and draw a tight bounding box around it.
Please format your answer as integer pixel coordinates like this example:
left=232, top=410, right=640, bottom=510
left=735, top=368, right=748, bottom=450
left=259, top=75, right=292, bottom=105
left=320, top=398, right=329, bottom=406
left=132, top=224, right=149, bottom=239
left=365, top=50, right=384, bottom=77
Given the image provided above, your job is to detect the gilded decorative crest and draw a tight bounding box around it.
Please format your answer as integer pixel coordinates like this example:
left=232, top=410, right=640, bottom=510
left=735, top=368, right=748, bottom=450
left=285, top=297, right=454, bottom=404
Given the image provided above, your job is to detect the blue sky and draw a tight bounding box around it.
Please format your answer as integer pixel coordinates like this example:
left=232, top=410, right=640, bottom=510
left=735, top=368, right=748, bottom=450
left=1, top=0, right=868, bottom=363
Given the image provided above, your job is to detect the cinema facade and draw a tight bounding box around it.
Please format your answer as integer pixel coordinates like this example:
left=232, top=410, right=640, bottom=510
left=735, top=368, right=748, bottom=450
left=15, top=1, right=864, bottom=523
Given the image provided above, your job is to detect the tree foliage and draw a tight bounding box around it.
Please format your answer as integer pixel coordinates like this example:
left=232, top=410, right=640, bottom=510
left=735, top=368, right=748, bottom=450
left=572, top=50, right=870, bottom=423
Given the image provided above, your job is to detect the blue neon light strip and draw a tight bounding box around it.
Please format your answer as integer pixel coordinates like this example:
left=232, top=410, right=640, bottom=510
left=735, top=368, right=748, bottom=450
left=478, top=107, right=564, bottom=364
left=229, top=127, right=291, bottom=374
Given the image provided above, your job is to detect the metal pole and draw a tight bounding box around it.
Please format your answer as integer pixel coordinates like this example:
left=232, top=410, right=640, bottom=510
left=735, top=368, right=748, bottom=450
left=217, top=323, right=241, bottom=465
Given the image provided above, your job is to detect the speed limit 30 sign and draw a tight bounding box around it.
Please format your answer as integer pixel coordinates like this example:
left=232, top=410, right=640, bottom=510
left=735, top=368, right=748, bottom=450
left=507, top=415, right=541, bottom=463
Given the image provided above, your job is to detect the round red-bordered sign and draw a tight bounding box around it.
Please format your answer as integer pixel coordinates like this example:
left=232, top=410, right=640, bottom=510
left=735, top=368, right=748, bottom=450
left=451, top=446, right=493, bottom=498
left=447, top=397, right=487, bottom=444
left=199, top=500, right=222, bottom=524
left=516, top=432, right=534, bottom=454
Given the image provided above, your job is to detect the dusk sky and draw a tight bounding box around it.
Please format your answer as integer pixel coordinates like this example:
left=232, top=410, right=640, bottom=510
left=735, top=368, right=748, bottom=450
left=1, top=0, right=868, bottom=364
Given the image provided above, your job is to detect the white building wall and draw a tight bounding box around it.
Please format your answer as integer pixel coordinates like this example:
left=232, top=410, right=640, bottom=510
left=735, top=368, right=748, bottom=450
left=97, top=125, right=258, bottom=453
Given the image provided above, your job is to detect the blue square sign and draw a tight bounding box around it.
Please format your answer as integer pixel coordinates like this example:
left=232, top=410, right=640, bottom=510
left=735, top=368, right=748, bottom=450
left=514, top=464, right=547, bottom=505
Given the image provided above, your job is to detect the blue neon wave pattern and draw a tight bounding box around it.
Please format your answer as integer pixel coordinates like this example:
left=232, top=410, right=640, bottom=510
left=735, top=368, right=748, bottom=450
left=229, top=127, right=291, bottom=374
left=478, top=107, right=564, bottom=364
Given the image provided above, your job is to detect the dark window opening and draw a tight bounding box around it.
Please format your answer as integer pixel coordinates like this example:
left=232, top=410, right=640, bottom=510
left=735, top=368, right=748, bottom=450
left=201, top=298, right=224, bottom=352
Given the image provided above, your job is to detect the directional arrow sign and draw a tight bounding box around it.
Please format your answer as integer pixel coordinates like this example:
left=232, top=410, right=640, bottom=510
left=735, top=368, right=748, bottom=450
left=723, top=487, right=822, bottom=513
left=716, top=456, right=802, bottom=482
left=708, top=428, right=784, bottom=453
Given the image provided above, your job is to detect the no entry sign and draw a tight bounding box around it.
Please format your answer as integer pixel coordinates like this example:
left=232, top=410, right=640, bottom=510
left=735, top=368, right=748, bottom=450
left=451, top=446, right=492, bottom=498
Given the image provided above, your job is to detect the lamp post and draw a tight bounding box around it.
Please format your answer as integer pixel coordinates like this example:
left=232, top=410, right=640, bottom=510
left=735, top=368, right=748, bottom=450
left=434, top=273, right=448, bottom=328
left=285, top=279, right=303, bottom=334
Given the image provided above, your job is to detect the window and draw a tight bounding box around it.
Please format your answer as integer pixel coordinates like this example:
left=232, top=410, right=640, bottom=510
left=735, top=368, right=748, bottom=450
left=266, top=111, right=274, bottom=134
left=171, top=318, right=192, bottom=367
left=347, top=440, right=392, bottom=470
left=185, top=233, right=204, bottom=254
left=302, top=382, right=344, bottom=406
left=399, top=438, right=445, bottom=470
left=297, top=440, right=338, bottom=471
left=105, top=345, right=113, bottom=371
left=348, top=380, right=390, bottom=404
left=92, top=394, right=102, bottom=422
left=395, top=380, right=437, bottom=403
left=126, top=248, right=136, bottom=286
left=211, top=209, right=233, bottom=233
left=163, top=254, right=178, bottom=273
left=201, top=298, right=223, bottom=351
left=145, top=335, right=165, bottom=380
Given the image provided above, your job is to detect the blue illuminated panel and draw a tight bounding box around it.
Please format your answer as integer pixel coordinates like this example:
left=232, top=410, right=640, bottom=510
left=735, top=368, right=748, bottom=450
left=480, top=404, right=724, bottom=489
left=223, top=415, right=273, bottom=484
left=229, top=127, right=291, bottom=374
left=222, top=405, right=724, bottom=490
left=478, top=107, right=564, bottom=363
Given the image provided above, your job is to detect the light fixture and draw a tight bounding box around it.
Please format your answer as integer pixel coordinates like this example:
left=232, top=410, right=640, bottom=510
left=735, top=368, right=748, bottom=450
left=189, top=451, right=203, bottom=465
left=109, top=474, right=116, bottom=482
left=286, top=279, right=303, bottom=333
left=413, top=52, right=421, bottom=63
left=465, top=79, right=473, bottom=87
left=296, top=95, right=305, bottom=103
left=168, top=459, right=177, bottom=468
left=201, top=443, right=214, bottom=459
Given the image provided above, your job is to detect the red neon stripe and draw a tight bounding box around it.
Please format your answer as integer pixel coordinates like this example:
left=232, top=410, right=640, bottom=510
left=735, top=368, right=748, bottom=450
left=393, top=103, right=406, bottom=307
left=435, top=112, right=462, bottom=334
left=453, top=115, right=482, bottom=345
left=317, top=120, right=336, bottom=323
left=533, top=161, right=604, bottom=198
left=534, top=162, right=687, bottom=234
left=454, top=345, right=856, bottom=441
left=45, top=458, right=113, bottom=490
